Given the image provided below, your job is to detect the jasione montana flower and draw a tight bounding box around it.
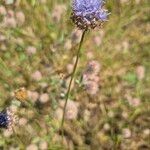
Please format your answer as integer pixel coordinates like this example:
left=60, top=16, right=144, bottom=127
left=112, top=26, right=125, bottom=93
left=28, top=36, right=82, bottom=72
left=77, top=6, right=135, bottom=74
left=71, top=0, right=109, bottom=30
left=0, top=108, right=17, bottom=130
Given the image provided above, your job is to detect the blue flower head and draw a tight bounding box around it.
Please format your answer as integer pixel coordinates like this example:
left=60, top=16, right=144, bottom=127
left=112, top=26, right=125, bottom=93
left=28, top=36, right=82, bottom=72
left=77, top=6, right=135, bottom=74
left=0, top=108, right=16, bottom=130
left=71, top=0, right=109, bottom=30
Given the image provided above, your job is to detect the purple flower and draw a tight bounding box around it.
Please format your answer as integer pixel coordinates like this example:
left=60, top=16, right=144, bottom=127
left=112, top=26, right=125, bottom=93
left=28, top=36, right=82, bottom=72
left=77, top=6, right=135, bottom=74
left=0, top=108, right=16, bottom=130
left=71, top=0, right=109, bottom=30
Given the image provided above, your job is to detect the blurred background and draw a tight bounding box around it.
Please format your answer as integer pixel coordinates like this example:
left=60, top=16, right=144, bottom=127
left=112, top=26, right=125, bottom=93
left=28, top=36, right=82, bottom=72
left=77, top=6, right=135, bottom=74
left=0, top=0, right=149, bottom=149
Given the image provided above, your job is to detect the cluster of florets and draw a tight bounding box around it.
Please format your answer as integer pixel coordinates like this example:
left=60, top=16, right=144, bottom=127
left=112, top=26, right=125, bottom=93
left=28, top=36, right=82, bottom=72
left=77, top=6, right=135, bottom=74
left=0, top=108, right=17, bottom=130
left=83, top=60, right=101, bottom=95
left=55, top=100, right=79, bottom=120
left=71, top=0, right=109, bottom=30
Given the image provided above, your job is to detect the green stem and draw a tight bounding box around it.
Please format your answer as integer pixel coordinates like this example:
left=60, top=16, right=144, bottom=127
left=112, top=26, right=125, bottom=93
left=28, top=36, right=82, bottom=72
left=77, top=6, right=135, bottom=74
left=60, top=30, right=86, bottom=131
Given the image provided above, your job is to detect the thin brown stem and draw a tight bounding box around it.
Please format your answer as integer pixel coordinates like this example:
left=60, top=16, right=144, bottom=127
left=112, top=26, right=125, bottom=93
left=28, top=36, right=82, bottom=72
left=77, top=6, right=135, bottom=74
left=60, top=30, right=86, bottom=135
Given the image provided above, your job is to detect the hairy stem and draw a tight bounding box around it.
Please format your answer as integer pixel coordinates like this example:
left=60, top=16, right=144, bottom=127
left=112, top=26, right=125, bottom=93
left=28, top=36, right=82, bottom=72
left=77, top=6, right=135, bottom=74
left=61, top=30, right=86, bottom=131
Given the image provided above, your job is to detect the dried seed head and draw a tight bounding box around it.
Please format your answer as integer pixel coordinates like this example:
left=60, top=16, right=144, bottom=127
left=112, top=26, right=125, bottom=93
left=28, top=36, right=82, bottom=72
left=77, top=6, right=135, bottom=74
left=14, top=87, right=28, bottom=101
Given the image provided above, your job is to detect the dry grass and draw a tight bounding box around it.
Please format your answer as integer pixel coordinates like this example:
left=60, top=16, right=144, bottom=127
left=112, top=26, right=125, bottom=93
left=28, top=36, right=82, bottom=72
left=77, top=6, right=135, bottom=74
left=0, top=0, right=149, bottom=149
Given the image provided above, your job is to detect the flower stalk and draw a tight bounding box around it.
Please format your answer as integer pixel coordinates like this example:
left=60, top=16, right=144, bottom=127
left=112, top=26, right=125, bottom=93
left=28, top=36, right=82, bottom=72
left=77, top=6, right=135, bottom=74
left=61, top=30, right=86, bottom=131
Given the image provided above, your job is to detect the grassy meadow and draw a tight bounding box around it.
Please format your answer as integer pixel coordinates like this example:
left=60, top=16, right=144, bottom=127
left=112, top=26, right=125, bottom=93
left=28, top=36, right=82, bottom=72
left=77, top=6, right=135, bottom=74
left=0, top=0, right=149, bottom=149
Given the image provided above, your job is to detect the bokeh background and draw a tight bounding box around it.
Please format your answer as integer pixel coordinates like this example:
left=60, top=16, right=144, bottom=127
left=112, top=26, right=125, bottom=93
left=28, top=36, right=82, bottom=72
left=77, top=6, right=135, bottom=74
left=0, top=0, right=149, bottom=149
